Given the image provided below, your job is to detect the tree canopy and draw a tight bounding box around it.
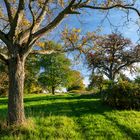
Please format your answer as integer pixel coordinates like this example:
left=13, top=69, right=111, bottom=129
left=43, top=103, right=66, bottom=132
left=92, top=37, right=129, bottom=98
left=87, top=33, right=140, bottom=81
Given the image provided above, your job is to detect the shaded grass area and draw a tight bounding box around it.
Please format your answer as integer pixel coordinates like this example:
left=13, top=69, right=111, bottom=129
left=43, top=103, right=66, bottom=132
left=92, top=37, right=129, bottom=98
left=0, top=93, right=140, bottom=140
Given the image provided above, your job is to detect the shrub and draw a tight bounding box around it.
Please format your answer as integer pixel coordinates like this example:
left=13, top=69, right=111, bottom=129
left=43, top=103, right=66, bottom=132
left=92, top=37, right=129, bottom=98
left=102, top=81, right=140, bottom=110
left=68, top=90, right=87, bottom=94
left=24, top=83, right=43, bottom=94
left=67, top=85, right=84, bottom=91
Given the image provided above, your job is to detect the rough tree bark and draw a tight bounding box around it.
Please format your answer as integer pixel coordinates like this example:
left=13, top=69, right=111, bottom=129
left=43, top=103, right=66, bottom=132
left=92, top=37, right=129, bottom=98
left=7, top=56, right=25, bottom=125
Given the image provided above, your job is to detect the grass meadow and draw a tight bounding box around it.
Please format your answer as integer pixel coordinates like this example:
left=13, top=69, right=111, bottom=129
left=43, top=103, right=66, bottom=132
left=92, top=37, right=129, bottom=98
left=0, top=93, right=140, bottom=140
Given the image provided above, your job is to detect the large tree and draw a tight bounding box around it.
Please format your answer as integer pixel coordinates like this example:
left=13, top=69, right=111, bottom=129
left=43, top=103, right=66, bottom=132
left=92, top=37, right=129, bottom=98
left=0, top=0, right=139, bottom=125
left=38, top=50, right=71, bottom=95
left=87, top=33, right=140, bottom=81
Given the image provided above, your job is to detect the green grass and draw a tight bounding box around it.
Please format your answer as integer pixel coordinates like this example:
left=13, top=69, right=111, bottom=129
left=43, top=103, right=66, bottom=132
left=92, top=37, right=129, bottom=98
left=0, top=93, right=140, bottom=140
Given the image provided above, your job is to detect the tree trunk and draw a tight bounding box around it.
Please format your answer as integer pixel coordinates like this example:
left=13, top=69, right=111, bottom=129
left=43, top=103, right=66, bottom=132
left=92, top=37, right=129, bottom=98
left=109, top=72, right=114, bottom=81
left=7, top=56, right=25, bottom=125
left=52, top=86, right=55, bottom=95
left=108, top=72, right=115, bottom=88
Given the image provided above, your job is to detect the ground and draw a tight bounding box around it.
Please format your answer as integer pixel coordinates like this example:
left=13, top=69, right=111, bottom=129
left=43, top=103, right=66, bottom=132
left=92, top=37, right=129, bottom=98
left=0, top=93, right=140, bottom=140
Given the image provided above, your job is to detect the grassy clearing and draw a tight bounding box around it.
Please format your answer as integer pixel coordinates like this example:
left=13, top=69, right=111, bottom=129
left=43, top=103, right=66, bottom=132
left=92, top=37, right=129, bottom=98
left=0, top=93, right=140, bottom=140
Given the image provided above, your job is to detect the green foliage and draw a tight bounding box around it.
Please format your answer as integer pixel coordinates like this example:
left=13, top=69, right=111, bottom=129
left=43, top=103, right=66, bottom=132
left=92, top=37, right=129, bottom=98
left=68, top=89, right=87, bottom=94
left=88, top=74, right=113, bottom=94
left=135, top=76, right=140, bottom=84
left=0, top=94, right=140, bottom=140
left=38, top=45, right=71, bottom=94
left=67, top=70, right=85, bottom=91
left=88, top=74, right=104, bottom=92
left=102, top=81, right=140, bottom=109
left=25, top=55, right=41, bottom=94
left=67, top=86, right=83, bottom=91
left=117, top=73, right=131, bottom=82
left=0, top=62, right=8, bottom=96
left=0, top=55, right=41, bottom=95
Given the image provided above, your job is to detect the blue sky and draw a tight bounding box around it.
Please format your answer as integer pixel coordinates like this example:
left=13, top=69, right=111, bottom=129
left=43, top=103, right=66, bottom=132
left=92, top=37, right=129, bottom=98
left=48, top=8, right=140, bottom=86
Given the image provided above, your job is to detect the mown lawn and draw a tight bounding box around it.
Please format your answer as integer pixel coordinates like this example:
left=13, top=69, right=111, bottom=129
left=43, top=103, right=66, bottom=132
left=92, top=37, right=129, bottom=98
left=0, top=93, right=140, bottom=140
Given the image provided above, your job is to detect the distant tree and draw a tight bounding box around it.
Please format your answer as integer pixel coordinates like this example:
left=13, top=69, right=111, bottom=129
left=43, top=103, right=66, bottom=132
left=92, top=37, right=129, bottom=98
left=0, top=55, right=41, bottom=95
left=88, top=74, right=104, bottom=93
left=117, top=73, right=131, bottom=82
left=87, top=33, right=140, bottom=82
left=0, top=62, right=8, bottom=95
left=25, top=55, right=40, bottom=94
left=67, top=70, right=85, bottom=91
left=134, top=68, right=140, bottom=84
left=38, top=44, right=71, bottom=94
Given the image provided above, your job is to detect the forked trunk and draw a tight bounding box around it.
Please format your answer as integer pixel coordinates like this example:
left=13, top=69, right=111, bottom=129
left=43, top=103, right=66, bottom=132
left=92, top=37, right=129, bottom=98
left=7, top=56, right=25, bottom=125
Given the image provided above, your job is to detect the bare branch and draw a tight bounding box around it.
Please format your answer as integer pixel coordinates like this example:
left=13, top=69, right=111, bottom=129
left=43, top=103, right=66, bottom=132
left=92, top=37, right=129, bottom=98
left=18, top=0, right=49, bottom=45
left=31, top=50, right=56, bottom=55
left=32, top=0, right=77, bottom=39
left=0, top=53, right=8, bottom=64
left=9, top=0, right=24, bottom=37
left=32, top=0, right=49, bottom=33
left=3, top=0, right=13, bottom=24
left=79, top=4, right=140, bottom=17
left=0, top=30, right=10, bottom=46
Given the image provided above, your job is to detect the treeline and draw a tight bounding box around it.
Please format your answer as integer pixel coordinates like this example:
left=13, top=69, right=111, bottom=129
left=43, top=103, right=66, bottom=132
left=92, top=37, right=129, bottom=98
left=0, top=41, right=85, bottom=96
left=86, top=33, right=140, bottom=110
left=0, top=33, right=140, bottom=110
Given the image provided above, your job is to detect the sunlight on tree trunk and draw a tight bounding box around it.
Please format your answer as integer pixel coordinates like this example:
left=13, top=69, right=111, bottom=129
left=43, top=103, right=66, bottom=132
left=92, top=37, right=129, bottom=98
left=8, top=57, right=25, bottom=125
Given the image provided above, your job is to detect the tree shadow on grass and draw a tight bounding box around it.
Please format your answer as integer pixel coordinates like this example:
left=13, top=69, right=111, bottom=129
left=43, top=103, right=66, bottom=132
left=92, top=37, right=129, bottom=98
left=0, top=94, right=109, bottom=120
left=103, top=114, right=140, bottom=140
left=24, top=93, right=99, bottom=103
left=25, top=99, right=112, bottom=117
left=25, top=99, right=140, bottom=140
left=0, top=94, right=101, bottom=118
left=0, top=98, right=8, bottom=105
left=0, top=94, right=139, bottom=140
left=0, top=95, right=112, bottom=139
left=0, top=93, right=99, bottom=106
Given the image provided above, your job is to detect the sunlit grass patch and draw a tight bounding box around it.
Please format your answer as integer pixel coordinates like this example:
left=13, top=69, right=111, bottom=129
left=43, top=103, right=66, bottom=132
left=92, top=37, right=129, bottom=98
left=0, top=94, right=140, bottom=140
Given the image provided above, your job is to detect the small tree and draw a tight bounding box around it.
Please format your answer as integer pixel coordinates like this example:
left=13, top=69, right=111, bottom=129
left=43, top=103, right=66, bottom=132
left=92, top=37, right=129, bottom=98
left=67, top=70, right=85, bottom=91
left=87, top=33, right=140, bottom=82
left=88, top=74, right=104, bottom=93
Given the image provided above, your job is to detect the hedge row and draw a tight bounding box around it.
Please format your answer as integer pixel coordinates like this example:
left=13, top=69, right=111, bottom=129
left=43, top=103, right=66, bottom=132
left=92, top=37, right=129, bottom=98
left=102, top=81, right=140, bottom=110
